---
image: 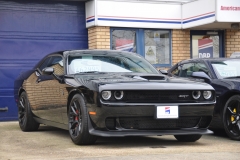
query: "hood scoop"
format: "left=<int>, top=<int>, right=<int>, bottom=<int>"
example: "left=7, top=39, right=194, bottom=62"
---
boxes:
left=132, top=75, right=166, bottom=81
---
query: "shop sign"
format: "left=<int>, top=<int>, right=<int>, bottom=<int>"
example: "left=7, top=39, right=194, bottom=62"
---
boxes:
left=216, top=0, right=240, bottom=22
left=198, top=39, right=213, bottom=58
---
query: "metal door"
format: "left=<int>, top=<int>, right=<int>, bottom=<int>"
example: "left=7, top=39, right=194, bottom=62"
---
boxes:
left=0, top=0, right=88, bottom=121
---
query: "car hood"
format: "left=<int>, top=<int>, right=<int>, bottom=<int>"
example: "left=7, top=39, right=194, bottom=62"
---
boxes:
left=67, top=72, right=214, bottom=91
left=214, top=78, right=240, bottom=90
left=221, top=78, right=240, bottom=83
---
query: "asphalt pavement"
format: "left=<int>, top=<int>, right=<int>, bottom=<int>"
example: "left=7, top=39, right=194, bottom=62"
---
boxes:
left=0, top=121, right=239, bottom=160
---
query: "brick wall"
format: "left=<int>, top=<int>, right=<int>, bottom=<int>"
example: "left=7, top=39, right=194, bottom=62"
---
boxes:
left=88, top=27, right=191, bottom=66
left=87, top=27, right=240, bottom=64
left=88, top=26, right=110, bottom=49
left=225, top=29, right=240, bottom=57
left=172, top=29, right=191, bottom=66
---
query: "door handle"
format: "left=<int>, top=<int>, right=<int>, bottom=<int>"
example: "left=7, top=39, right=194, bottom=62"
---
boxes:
left=0, top=107, right=8, bottom=112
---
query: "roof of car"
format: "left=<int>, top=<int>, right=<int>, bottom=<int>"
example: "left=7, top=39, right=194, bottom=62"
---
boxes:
left=180, top=57, right=240, bottom=63
left=45, top=49, right=138, bottom=57
left=62, top=49, right=139, bottom=57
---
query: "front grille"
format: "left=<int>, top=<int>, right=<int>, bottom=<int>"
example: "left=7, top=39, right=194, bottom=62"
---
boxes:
left=102, top=90, right=215, bottom=103
left=105, top=117, right=201, bottom=130
left=124, top=90, right=193, bottom=103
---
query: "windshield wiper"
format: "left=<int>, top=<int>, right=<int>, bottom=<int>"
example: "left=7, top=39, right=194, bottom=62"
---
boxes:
left=224, top=76, right=240, bottom=79
left=77, top=71, right=106, bottom=74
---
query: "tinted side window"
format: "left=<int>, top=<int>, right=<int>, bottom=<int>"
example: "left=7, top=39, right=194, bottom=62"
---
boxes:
left=47, top=56, right=64, bottom=76
left=179, top=63, right=194, bottom=77
left=194, top=63, right=211, bottom=78
left=178, top=62, right=211, bottom=78
left=171, top=65, right=180, bottom=76
left=38, top=56, right=64, bottom=76
left=39, top=57, right=52, bottom=71
left=48, top=57, right=62, bottom=67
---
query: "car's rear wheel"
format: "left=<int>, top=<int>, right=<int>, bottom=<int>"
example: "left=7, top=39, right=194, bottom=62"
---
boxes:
left=18, top=91, right=39, bottom=131
left=68, top=94, right=97, bottom=145
left=174, top=135, right=202, bottom=142
left=223, top=95, right=240, bottom=140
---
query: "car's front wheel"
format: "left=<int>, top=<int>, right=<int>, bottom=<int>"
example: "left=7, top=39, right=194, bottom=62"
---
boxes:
left=68, top=94, right=97, bottom=145
left=223, top=95, right=240, bottom=140
left=18, top=91, right=39, bottom=131
left=174, top=135, right=202, bottom=142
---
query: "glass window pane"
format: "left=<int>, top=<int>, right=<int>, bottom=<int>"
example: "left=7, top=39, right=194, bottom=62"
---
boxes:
left=179, top=63, right=194, bottom=77
left=192, top=35, right=219, bottom=58
left=144, top=30, right=170, bottom=64
left=48, top=56, right=64, bottom=75
left=39, top=57, right=52, bottom=71
left=67, top=52, right=159, bottom=74
left=111, top=30, right=136, bottom=53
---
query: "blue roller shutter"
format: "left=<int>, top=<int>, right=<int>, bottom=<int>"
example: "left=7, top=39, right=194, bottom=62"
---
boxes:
left=0, top=0, right=88, bottom=121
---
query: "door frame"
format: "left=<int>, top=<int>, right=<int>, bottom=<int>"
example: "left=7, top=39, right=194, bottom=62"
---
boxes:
left=190, top=30, right=225, bottom=58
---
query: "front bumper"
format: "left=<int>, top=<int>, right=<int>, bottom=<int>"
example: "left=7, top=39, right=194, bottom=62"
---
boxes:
left=87, top=102, right=215, bottom=136
left=89, top=125, right=213, bottom=137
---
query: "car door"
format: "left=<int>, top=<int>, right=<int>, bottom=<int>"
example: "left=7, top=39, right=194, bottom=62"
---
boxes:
left=35, top=55, right=66, bottom=123
left=169, top=62, right=195, bottom=78
left=169, top=61, right=211, bottom=82
left=22, top=57, right=52, bottom=118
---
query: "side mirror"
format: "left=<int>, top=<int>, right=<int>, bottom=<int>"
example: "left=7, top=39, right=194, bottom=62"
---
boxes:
left=191, top=71, right=211, bottom=83
left=42, top=67, right=54, bottom=75
left=159, top=70, right=168, bottom=75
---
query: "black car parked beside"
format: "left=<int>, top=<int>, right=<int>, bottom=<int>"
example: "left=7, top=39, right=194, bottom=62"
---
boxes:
left=168, top=58, right=240, bottom=140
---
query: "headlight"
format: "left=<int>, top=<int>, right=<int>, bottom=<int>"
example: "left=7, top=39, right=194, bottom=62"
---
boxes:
left=192, top=91, right=201, bottom=99
left=102, top=91, right=111, bottom=100
left=114, top=91, right=124, bottom=100
left=203, top=91, right=212, bottom=99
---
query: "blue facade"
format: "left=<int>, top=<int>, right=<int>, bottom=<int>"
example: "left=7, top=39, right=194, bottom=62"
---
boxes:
left=0, top=0, right=88, bottom=121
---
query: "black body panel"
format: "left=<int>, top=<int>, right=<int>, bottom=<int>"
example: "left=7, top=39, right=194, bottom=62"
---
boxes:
left=14, top=50, right=216, bottom=138
left=167, top=58, right=240, bottom=129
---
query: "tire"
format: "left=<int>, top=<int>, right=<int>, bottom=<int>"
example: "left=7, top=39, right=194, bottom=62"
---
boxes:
left=18, top=91, right=40, bottom=131
left=222, top=95, right=240, bottom=140
left=68, top=94, right=97, bottom=145
left=174, top=135, right=202, bottom=142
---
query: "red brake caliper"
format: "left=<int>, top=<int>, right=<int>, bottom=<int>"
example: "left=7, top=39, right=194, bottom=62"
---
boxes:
left=75, top=110, right=79, bottom=122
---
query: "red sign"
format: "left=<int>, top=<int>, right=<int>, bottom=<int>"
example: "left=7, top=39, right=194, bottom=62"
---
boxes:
left=115, top=39, right=134, bottom=52
left=198, top=39, right=213, bottom=58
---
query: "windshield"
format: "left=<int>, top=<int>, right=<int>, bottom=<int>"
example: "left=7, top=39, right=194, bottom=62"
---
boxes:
left=211, top=59, right=240, bottom=79
left=67, top=52, right=159, bottom=74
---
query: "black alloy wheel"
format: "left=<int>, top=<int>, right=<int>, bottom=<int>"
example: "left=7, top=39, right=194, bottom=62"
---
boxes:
left=223, top=95, right=240, bottom=140
left=19, top=94, right=27, bottom=126
left=69, top=99, right=82, bottom=138
left=18, top=92, right=39, bottom=131
left=68, top=94, right=97, bottom=145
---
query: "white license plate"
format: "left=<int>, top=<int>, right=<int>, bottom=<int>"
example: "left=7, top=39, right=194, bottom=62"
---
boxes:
left=156, top=106, right=179, bottom=119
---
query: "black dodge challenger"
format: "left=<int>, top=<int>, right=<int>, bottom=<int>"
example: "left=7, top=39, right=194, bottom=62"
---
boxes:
left=14, top=50, right=215, bottom=145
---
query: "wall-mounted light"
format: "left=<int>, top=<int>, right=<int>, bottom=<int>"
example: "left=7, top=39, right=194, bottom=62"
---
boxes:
left=231, top=23, right=239, bottom=29
left=206, top=31, right=218, bottom=35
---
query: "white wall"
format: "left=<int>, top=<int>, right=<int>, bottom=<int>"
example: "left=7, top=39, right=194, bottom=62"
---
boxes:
left=87, top=0, right=182, bottom=29
left=85, top=0, right=95, bottom=28
left=216, top=0, right=240, bottom=22
left=85, top=0, right=240, bottom=29
left=182, top=0, right=216, bottom=29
